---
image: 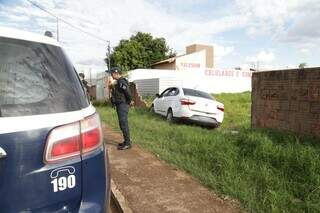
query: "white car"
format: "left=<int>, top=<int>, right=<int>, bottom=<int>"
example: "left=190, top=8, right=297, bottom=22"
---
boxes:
left=151, top=87, right=224, bottom=127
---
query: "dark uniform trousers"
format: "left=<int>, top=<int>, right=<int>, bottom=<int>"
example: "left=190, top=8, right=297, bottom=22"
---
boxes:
left=116, top=103, right=131, bottom=145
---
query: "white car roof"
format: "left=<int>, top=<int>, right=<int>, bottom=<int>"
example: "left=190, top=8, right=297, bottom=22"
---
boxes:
left=0, top=26, right=60, bottom=47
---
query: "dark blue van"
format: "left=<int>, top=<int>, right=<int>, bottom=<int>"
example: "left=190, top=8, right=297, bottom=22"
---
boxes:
left=0, top=27, right=110, bottom=212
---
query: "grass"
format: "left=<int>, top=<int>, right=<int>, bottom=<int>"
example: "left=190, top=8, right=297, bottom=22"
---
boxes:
left=214, top=92, right=252, bottom=130
left=97, top=92, right=320, bottom=213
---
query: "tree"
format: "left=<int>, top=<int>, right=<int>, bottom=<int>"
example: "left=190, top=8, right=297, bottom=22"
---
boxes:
left=106, top=32, right=175, bottom=72
left=298, top=63, right=307, bottom=69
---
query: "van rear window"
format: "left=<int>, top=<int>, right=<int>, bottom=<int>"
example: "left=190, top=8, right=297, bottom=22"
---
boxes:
left=0, top=37, right=89, bottom=117
left=182, top=88, right=214, bottom=100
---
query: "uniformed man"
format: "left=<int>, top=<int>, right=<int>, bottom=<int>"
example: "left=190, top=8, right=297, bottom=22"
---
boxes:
left=107, top=67, right=132, bottom=150
left=79, top=73, right=90, bottom=93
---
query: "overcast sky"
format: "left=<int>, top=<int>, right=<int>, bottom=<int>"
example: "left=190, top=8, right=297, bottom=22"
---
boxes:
left=0, top=0, right=319, bottom=70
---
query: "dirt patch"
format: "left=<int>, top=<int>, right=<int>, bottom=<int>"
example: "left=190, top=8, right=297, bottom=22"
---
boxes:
left=103, top=124, right=244, bottom=213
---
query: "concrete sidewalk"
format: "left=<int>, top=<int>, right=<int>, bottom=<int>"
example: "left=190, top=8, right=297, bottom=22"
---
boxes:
left=103, top=124, right=243, bottom=213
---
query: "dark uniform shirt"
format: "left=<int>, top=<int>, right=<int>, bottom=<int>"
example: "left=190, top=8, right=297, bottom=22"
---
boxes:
left=111, top=77, right=131, bottom=105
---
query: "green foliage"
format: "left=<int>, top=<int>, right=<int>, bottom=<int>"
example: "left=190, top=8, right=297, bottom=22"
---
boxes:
left=97, top=92, right=320, bottom=212
left=92, top=100, right=110, bottom=107
left=299, top=63, right=307, bottom=69
left=106, top=32, right=175, bottom=71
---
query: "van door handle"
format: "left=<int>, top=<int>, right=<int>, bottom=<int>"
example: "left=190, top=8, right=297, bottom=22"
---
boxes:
left=0, top=147, right=7, bottom=159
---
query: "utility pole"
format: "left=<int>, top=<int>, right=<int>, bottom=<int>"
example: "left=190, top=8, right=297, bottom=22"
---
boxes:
left=56, top=18, right=59, bottom=41
left=107, top=41, right=111, bottom=71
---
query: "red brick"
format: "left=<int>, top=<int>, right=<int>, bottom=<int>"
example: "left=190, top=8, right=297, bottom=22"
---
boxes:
left=277, top=120, right=290, bottom=131
left=290, top=101, right=299, bottom=111
left=252, top=68, right=320, bottom=138
left=289, top=88, right=299, bottom=100
left=280, top=101, right=290, bottom=111
left=271, top=101, right=281, bottom=110
left=298, top=87, right=309, bottom=101
left=311, top=119, right=320, bottom=131
left=288, top=115, right=299, bottom=131
left=310, top=102, right=320, bottom=114
left=277, top=112, right=289, bottom=122
left=306, top=71, right=320, bottom=80
left=299, top=101, right=310, bottom=113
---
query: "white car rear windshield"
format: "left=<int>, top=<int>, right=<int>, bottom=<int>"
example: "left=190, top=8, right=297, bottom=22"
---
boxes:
left=183, top=88, right=214, bottom=100
left=0, top=37, right=89, bottom=117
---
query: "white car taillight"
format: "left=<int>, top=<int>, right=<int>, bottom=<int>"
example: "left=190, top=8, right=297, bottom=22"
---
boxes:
left=180, top=98, right=196, bottom=105
left=217, top=106, right=224, bottom=112
left=44, top=113, right=103, bottom=164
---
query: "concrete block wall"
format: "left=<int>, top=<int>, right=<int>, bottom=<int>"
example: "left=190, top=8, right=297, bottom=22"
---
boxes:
left=252, top=67, right=320, bottom=137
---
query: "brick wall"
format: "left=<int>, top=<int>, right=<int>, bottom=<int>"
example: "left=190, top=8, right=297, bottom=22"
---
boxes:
left=252, top=67, right=320, bottom=137
left=129, top=82, right=147, bottom=108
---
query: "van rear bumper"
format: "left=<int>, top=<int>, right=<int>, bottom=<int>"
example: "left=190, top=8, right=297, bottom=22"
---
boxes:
left=78, top=145, right=110, bottom=212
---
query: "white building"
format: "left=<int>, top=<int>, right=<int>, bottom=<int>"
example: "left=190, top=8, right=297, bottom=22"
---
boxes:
left=151, top=44, right=214, bottom=70
left=131, top=44, right=252, bottom=95
left=129, top=68, right=252, bottom=95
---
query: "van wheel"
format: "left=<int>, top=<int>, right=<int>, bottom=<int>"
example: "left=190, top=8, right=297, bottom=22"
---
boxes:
left=166, top=109, right=174, bottom=123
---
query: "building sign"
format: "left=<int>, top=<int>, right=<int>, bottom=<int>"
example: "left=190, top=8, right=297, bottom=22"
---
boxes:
left=180, top=62, right=201, bottom=68
left=205, top=69, right=252, bottom=78
left=176, top=50, right=206, bottom=70
left=129, top=68, right=252, bottom=94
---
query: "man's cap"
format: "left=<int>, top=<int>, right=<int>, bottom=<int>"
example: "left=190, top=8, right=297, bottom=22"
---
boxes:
left=106, top=67, right=121, bottom=74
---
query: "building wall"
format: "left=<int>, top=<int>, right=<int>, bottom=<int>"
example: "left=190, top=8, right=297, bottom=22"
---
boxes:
left=129, top=83, right=147, bottom=108
left=252, top=68, right=320, bottom=137
left=134, top=77, right=183, bottom=96
left=151, top=62, right=176, bottom=70
left=186, top=44, right=214, bottom=68
left=129, top=68, right=252, bottom=94
left=134, top=78, right=160, bottom=96
left=88, top=85, right=96, bottom=100
left=159, top=77, right=183, bottom=94
left=176, top=50, right=206, bottom=70
left=95, top=72, right=109, bottom=101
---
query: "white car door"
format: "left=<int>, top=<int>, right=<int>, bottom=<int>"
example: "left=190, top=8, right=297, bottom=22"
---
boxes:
left=163, top=88, right=179, bottom=115
left=155, top=88, right=171, bottom=115
left=153, top=96, right=161, bottom=113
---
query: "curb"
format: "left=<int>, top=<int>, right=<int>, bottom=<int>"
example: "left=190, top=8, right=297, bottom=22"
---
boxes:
left=111, top=179, right=133, bottom=213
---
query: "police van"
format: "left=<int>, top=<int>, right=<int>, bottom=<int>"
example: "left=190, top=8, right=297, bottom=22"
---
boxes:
left=0, top=27, right=110, bottom=212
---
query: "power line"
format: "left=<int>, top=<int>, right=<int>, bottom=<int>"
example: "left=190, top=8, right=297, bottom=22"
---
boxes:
left=26, top=0, right=110, bottom=44
left=26, top=0, right=111, bottom=71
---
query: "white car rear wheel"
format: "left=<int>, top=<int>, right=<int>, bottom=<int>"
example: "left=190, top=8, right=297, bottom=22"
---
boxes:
left=166, top=109, right=174, bottom=123
left=150, top=105, right=155, bottom=113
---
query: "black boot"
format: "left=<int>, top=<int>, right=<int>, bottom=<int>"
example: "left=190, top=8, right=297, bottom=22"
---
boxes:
left=117, top=143, right=132, bottom=150
left=117, top=142, right=125, bottom=148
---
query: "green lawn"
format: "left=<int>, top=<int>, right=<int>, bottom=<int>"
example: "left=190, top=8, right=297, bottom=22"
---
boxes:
left=97, top=92, right=320, bottom=213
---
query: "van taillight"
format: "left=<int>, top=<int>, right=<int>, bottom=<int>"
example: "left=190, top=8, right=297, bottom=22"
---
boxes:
left=45, top=122, right=81, bottom=163
left=180, top=99, right=196, bottom=105
left=80, top=114, right=103, bottom=154
left=51, top=137, right=80, bottom=157
left=44, top=113, right=102, bottom=164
